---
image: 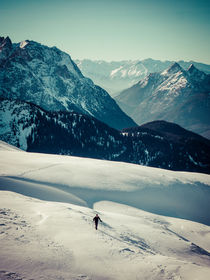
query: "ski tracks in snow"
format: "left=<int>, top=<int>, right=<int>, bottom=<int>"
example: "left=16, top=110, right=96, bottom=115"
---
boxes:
left=17, top=163, right=60, bottom=178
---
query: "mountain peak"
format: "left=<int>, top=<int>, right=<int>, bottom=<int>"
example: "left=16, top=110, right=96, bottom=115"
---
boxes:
left=187, top=63, right=196, bottom=71
left=187, top=63, right=202, bottom=74
left=187, top=63, right=206, bottom=80
left=19, top=40, right=29, bottom=49
left=165, top=62, right=183, bottom=74
left=0, top=37, right=136, bottom=130
left=0, top=36, right=12, bottom=50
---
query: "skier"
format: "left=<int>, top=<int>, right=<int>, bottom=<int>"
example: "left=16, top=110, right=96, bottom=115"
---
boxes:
left=93, top=214, right=102, bottom=230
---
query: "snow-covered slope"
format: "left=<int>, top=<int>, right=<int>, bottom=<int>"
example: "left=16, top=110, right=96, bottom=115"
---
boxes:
left=1, top=143, right=210, bottom=224
left=0, top=36, right=135, bottom=130
left=1, top=99, right=210, bottom=174
left=115, top=63, right=210, bottom=138
left=75, top=58, right=210, bottom=95
left=0, top=140, right=23, bottom=152
left=1, top=193, right=210, bottom=280
left=0, top=144, right=210, bottom=279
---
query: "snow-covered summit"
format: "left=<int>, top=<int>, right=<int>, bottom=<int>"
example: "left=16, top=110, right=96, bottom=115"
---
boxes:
left=0, top=36, right=13, bottom=64
left=0, top=36, right=12, bottom=49
left=187, top=63, right=207, bottom=82
left=161, top=62, right=185, bottom=76
left=19, top=40, right=29, bottom=49
left=0, top=36, right=135, bottom=130
left=115, top=62, right=210, bottom=138
left=75, top=58, right=210, bottom=95
left=188, top=63, right=197, bottom=73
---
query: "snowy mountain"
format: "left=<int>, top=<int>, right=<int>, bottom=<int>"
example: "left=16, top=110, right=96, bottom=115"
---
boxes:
left=0, top=98, right=128, bottom=159
left=1, top=99, right=210, bottom=174
left=0, top=143, right=210, bottom=279
left=122, top=120, right=210, bottom=174
left=115, top=63, right=210, bottom=138
left=75, top=58, right=210, bottom=95
left=0, top=36, right=135, bottom=130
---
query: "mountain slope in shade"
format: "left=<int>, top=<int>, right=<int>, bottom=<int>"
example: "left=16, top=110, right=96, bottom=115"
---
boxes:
left=115, top=63, right=210, bottom=138
left=0, top=36, right=135, bottom=130
left=75, top=58, right=210, bottom=95
left=1, top=99, right=210, bottom=174
left=122, top=120, right=210, bottom=174
left=0, top=98, right=127, bottom=160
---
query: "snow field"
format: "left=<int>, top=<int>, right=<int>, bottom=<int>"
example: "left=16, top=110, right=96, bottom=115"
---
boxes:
left=0, top=144, right=210, bottom=225
left=0, top=141, right=210, bottom=279
left=0, top=192, right=210, bottom=280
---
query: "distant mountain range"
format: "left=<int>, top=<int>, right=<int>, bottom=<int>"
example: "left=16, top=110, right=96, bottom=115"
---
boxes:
left=1, top=98, right=209, bottom=174
left=0, top=36, right=135, bottom=130
left=75, top=58, right=210, bottom=95
left=115, top=63, right=210, bottom=139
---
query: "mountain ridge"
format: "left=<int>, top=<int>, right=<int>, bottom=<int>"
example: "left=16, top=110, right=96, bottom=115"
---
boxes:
left=75, top=58, right=210, bottom=95
left=0, top=36, right=136, bottom=130
left=115, top=63, right=210, bottom=138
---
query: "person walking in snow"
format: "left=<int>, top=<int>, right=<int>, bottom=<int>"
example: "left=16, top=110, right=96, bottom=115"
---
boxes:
left=93, top=214, right=102, bottom=230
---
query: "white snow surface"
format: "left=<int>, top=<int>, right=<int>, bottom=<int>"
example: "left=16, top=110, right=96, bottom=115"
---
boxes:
left=19, top=40, right=29, bottom=49
left=0, top=141, right=24, bottom=152
left=0, top=141, right=210, bottom=280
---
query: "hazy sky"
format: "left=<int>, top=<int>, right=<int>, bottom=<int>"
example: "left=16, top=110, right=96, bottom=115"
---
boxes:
left=0, top=0, right=210, bottom=63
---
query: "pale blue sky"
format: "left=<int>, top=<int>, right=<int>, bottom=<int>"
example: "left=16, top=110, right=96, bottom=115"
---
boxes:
left=0, top=0, right=210, bottom=63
